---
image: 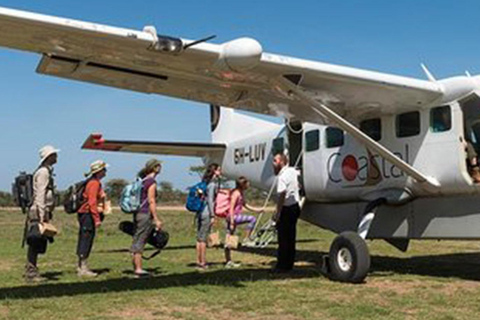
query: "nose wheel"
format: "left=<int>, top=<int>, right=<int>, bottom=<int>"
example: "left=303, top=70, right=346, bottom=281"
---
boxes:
left=328, top=231, right=370, bottom=283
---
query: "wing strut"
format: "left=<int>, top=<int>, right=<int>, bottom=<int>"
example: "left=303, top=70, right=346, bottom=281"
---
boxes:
left=276, top=77, right=441, bottom=189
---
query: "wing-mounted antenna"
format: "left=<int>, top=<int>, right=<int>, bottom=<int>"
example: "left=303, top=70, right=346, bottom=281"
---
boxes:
left=143, top=25, right=216, bottom=52
left=466, top=71, right=472, bottom=77
left=183, top=35, right=217, bottom=50
left=421, top=63, right=437, bottom=82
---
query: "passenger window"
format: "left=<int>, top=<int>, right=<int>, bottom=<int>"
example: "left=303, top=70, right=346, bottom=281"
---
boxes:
left=305, top=130, right=320, bottom=152
left=360, top=118, right=381, bottom=141
left=326, top=127, right=344, bottom=148
left=430, top=106, right=451, bottom=132
left=396, top=111, right=420, bottom=138
left=271, top=137, right=284, bottom=155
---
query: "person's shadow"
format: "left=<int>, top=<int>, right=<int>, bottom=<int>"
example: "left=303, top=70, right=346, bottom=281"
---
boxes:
left=1, top=266, right=322, bottom=301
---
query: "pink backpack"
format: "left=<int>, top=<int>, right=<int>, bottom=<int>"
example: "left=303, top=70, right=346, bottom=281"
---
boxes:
left=215, top=189, right=231, bottom=218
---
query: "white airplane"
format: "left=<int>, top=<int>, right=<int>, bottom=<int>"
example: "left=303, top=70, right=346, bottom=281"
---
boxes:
left=1, top=6, right=480, bottom=283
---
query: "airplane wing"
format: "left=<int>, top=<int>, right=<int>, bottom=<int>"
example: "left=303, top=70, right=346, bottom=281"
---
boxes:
left=0, top=6, right=445, bottom=124
left=82, top=134, right=226, bottom=158
left=0, top=7, right=449, bottom=187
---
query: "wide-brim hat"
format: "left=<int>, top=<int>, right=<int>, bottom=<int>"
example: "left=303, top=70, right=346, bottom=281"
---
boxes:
left=85, top=160, right=109, bottom=177
left=138, top=158, right=163, bottom=178
left=39, top=145, right=60, bottom=165
left=144, top=159, right=163, bottom=172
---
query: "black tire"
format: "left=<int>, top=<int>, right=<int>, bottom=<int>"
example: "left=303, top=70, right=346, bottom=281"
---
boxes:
left=328, top=231, right=370, bottom=283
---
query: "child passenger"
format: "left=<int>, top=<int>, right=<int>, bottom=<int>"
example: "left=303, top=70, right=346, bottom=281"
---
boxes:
left=224, top=176, right=264, bottom=268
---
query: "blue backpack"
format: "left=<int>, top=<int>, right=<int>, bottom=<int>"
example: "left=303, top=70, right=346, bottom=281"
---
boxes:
left=120, top=178, right=145, bottom=214
left=186, top=181, right=208, bottom=213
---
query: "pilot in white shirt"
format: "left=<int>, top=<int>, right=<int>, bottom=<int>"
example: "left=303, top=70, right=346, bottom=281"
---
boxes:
left=272, top=152, right=301, bottom=272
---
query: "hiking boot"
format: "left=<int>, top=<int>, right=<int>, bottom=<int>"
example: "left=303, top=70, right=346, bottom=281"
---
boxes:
left=24, top=264, right=46, bottom=283
left=25, top=274, right=47, bottom=283
left=77, top=259, right=98, bottom=277
left=225, top=261, right=241, bottom=269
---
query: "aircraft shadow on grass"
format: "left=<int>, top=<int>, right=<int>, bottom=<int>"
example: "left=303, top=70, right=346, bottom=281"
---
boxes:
left=2, top=242, right=480, bottom=300
left=238, top=245, right=480, bottom=281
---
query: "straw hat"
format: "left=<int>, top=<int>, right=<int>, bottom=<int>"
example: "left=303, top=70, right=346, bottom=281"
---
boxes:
left=39, top=145, right=60, bottom=165
left=85, top=160, right=109, bottom=177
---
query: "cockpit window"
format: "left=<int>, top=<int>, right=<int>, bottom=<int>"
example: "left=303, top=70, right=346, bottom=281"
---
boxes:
left=272, top=137, right=284, bottom=155
left=430, top=106, right=451, bottom=133
left=305, top=130, right=320, bottom=152
left=326, top=127, right=344, bottom=148
left=396, top=111, right=420, bottom=138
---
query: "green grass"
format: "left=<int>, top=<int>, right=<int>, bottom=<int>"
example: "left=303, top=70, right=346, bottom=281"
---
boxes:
left=1, top=209, right=480, bottom=319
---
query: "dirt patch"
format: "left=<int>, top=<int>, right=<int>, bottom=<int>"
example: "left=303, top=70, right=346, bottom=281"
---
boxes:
left=0, top=260, right=14, bottom=272
left=112, top=307, right=176, bottom=320
left=366, top=278, right=480, bottom=297
left=113, top=303, right=305, bottom=320
left=193, top=305, right=303, bottom=320
left=366, top=279, right=425, bottom=294
left=0, top=305, right=9, bottom=318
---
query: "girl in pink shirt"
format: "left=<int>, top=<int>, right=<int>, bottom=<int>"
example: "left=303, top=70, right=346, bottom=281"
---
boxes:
left=224, top=176, right=264, bottom=268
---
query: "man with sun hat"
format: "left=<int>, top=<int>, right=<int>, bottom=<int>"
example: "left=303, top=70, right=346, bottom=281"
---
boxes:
left=24, top=145, right=59, bottom=282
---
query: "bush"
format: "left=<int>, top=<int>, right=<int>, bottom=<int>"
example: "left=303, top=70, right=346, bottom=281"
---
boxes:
left=105, top=179, right=129, bottom=205
left=0, top=191, right=14, bottom=207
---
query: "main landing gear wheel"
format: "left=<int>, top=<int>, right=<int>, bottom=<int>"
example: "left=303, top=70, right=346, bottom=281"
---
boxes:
left=328, top=231, right=370, bottom=283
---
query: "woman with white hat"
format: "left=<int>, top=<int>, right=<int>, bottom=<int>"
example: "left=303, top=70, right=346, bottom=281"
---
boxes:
left=76, top=160, right=108, bottom=277
left=24, top=145, right=59, bottom=282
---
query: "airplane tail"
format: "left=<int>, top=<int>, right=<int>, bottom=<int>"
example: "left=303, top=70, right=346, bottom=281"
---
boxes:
left=210, top=105, right=280, bottom=144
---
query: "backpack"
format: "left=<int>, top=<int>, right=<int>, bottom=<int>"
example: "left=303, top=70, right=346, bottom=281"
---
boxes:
left=12, top=171, right=34, bottom=213
left=63, top=180, right=89, bottom=214
left=120, top=178, right=145, bottom=214
left=214, top=189, right=231, bottom=218
left=186, top=181, right=208, bottom=213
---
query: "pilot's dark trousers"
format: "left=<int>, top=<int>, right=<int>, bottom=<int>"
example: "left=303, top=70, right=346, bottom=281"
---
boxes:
left=276, top=203, right=300, bottom=271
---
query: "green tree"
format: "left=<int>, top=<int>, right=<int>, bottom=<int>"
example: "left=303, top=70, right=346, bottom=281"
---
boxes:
left=158, top=181, right=187, bottom=204
left=0, top=191, right=14, bottom=207
left=188, top=165, right=205, bottom=178
left=105, top=179, right=128, bottom=205
left=158, top=181, right=174, bottom=203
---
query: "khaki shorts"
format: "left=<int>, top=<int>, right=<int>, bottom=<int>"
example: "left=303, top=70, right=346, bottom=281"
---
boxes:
left=131, top=213, right=154, bottom=253
left=196, top=209, right=211, bottom=243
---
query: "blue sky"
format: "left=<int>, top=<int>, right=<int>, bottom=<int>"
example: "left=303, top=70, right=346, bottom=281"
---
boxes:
left=1, top=0, right=480, bottom=191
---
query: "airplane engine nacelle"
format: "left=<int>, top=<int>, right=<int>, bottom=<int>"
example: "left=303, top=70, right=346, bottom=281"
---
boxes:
left=218, top=37, right=262, bottom=72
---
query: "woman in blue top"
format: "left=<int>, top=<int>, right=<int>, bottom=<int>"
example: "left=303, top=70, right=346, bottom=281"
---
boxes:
left=131, top=159, right=163, bottom=277
left=196, top=163, right=221, bottom=270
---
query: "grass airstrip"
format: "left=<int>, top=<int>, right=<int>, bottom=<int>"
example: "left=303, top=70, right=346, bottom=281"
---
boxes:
left=1, top=209, right=480, bottom=319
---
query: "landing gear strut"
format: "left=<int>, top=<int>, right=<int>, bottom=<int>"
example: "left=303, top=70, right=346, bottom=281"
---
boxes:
left=328, top=231, right=370, bottom=283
